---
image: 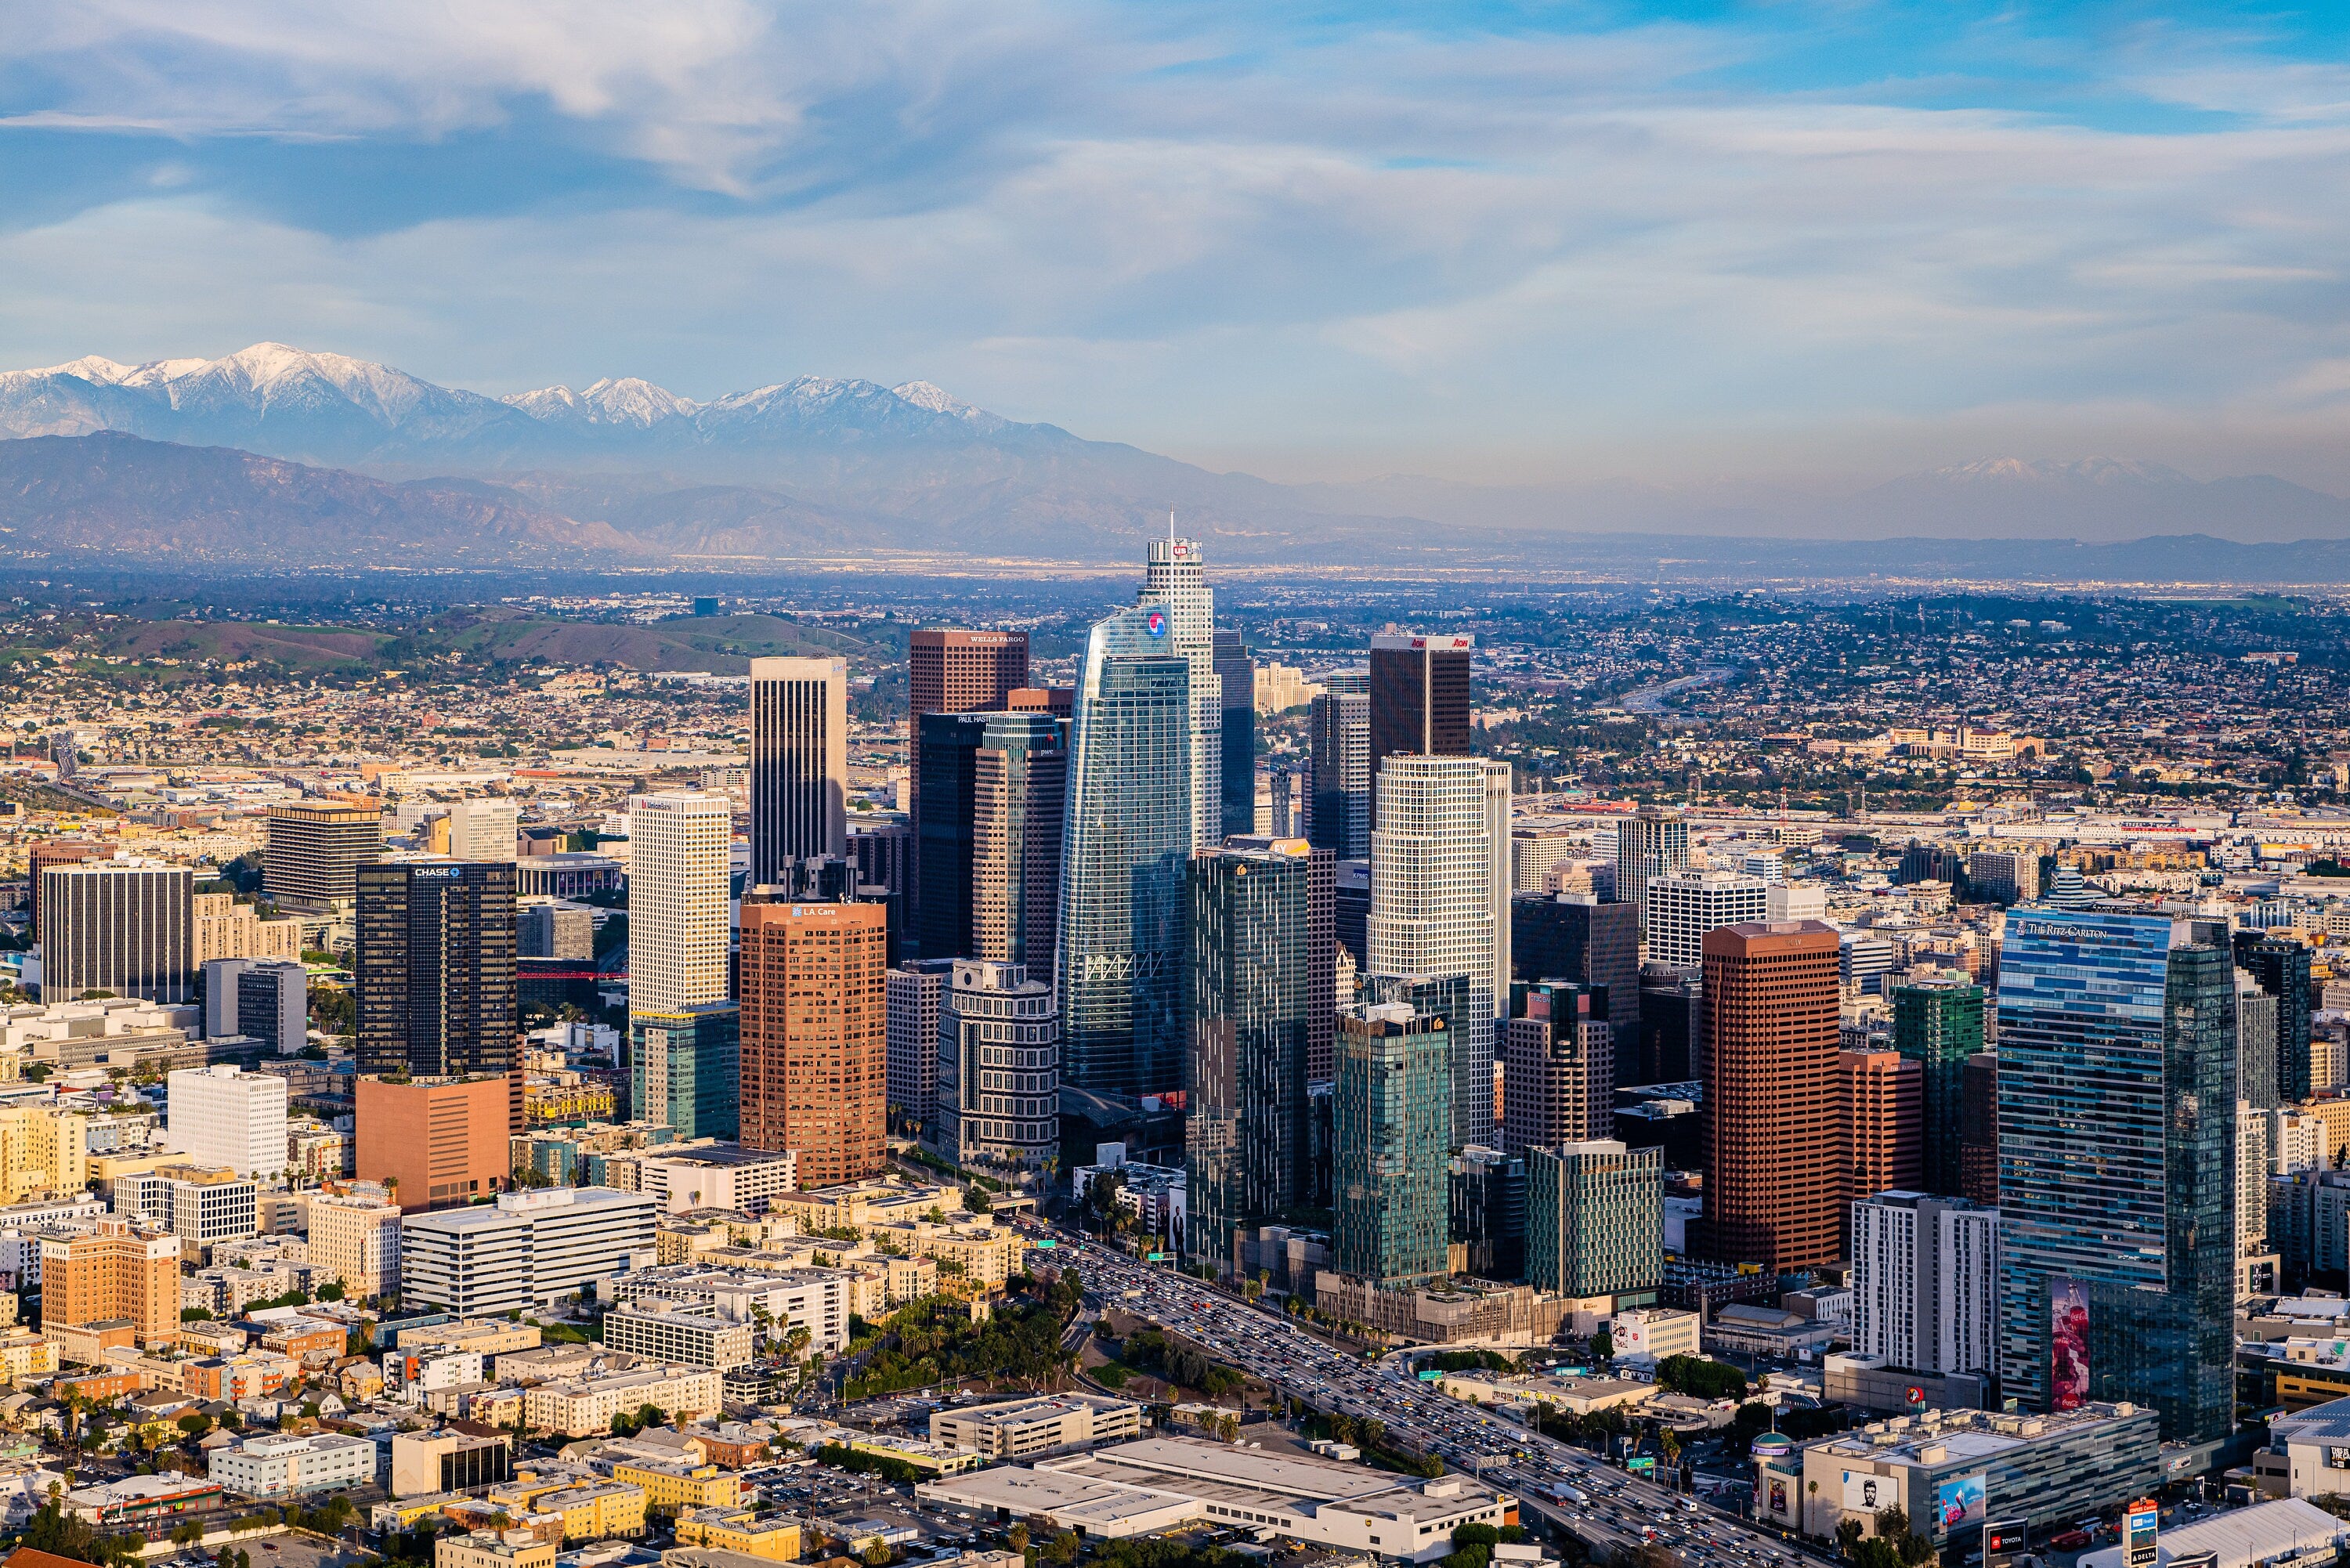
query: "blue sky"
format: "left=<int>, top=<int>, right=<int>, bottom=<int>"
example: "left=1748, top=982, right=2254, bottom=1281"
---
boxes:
left=5, top=1, right=2349, bottom=488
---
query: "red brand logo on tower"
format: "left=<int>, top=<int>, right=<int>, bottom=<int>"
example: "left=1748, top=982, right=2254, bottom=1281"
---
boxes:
left=1146, top=609, right=1169, bottom=638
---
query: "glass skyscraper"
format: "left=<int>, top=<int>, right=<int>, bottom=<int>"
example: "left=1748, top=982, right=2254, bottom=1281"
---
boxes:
left=1184, top=839, right=1332, bottom=1274
left=1893, top=974, right=1986, bottom=1197
left=1213, top=629, right=1256, bottom=840
left=1525, top=1140, right=1662, bottom=1299
left=1996, top=908, right=2235, bottom=1444
left=1057, top=603, right=1193, bottom=1100
left=1333, top=1002, right=1453, bottom=1286
left=1368, top=754, right=1507, bottom=1147
left=1141, top=536, right=1220, bottom=851
left=2235, top=931, right=2312, bottom=1104
left=629, top=1002, right=740, bottom=1140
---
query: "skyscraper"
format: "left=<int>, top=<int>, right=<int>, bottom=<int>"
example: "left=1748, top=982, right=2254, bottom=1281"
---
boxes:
left=1501, top=980, right=1614, bottom=1153
left=1214, top=629, right=1256, bottom=841
left=1838, top=1048, right=1923, bottom=1249
left=1997, top=909, right=2235, bottom=1443
left=1139, top=536, right=1220, bottom=851
left=1892, top=974, right=1986, bottom=1196
left=887, top=959, right=956, bottom=1140
left=971, top=711, right=1065, bottom=973
left=445, top=799, right=520, bottom=862
left=1510, top=893, right=1642, bottom=1082
left=1450, top=1146, right=1525, bottom=1280
left=1333, top=1003, right=1452, bottom=1287
left=40, top=858, right=194, bottom=1004
left=628, top=793, right=732, bottom=1014
left=2238, top=971, right=2281, bottom=1111
left=1369, top=755, right=1502, bottom=1147
left=1525, top=1140, right=1662, bottom=1300
left=26, top=839, right=99, bottom=939
left=1366, top=633, right=1472, bottom=832
left=1615, top=804, right=1689, bottom=934
left=935, top=959, right=1059, bottom=1187
left=263, top=803, right=382, bottom=913
left=1185, top=838, right=1332, bottom=1274
left=1849, top=1191, right=1998, bottom=1379
left=1699, top=920, right=1842, bottom=1272
left=1643, top=869, right=1768, bottom=975
left=908, top=629, right=1028, bottom=822
left=914, top=710, right=992, bottom=962
left=738, top=895, right=887, bottom=1186
left=630, top=1003, right=739, bottom=1140
left=2236, top=931, right=2312, bottom=1104
left=1959, top=1051, right=2000, bottom=1205
left=1307, top=672, right=1370, bottom=860
left=355, top=862, right=519, bottom=1080
left=749, top=656, right=848, bottom=883
left=1058, top=604, right=1193, bottom=1100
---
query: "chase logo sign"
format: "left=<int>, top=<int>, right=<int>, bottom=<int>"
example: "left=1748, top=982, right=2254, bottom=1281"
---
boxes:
left=410, top=865, right=462, bottom=880
left=1146, top=609, right=1169, bottom=638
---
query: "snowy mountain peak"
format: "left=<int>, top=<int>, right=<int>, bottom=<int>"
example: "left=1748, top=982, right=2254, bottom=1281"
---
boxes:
left=891, top=380, right=971, bottom=417
left=27, top=356, right=139, bottom=385
left=1929, top=456, right=2195, bottom=487
left=505, top=377, right=702, bottom=427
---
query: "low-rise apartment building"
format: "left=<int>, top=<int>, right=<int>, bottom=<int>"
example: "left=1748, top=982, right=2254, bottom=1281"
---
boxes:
left=931, top=1394, right=1144, bottom=1458
left=208, top=1432, right=377, bottom=1498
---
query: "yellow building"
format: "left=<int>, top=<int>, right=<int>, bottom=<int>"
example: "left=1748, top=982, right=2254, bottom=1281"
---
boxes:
left=436, top=1532, right=557, bottom=1568
left=524, top=1079, right=615, bottom=1125
left=532, top=1483, right=646, bottom=1542
left=902, top=1225, right=1025, bottom=1287
left=675, top=1507, right=803, bottom=1562
left=0, top=1105, right=89, bottom=1205
left=193, top=892, right=302, bottom=963
left=610, top=1458, right=739, bottom=1517
left=0, top=1327, right=58, bottom=1382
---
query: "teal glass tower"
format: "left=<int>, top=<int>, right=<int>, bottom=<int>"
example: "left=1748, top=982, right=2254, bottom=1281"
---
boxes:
left=1893, top=974, right=1986, bottom=1197
left=1996, top=908, right=2235, bottom=1444
left=1333, top=1003, right=1453, bottom=1286
left=1058, top=604, right=1193, bottom=1100
left=1525, top=1140, right=1662, bottom=1300
left=628, top=1001, right=740, bottom=1141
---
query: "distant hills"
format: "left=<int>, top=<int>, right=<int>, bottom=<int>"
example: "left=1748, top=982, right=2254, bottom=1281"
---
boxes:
left=2, top=342, right=2347, bottom=570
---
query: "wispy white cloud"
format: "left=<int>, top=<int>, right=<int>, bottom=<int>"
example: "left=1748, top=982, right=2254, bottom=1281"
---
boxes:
left=5, top=2, right=2350, bottom=485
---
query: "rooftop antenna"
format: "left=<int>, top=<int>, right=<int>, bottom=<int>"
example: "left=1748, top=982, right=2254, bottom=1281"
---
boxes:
left=1170, top=510, right=1177, bottom=543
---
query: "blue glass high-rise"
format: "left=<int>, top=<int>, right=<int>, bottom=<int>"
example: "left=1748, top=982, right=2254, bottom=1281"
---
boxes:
left=1995, top=908, right=2235, bottom=1445
left=1057, top=604, right=1193, bottom=1100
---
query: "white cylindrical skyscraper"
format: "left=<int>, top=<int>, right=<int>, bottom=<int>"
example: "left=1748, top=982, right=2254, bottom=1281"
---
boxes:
left=627, top=792, right=733, bottom=1014
left=1368, top=754, right=1499, bottom=1147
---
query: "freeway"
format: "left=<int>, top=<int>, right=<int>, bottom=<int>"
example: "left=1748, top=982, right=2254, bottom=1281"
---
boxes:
left=1045, top=1235, right=1820, bottom=1568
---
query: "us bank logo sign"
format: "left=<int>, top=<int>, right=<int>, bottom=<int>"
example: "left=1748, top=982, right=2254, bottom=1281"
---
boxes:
left=1146, top=609, right=1169, bottom=638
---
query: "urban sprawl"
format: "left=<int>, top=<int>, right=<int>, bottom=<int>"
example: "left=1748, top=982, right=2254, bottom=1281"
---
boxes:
left=0, top=553, right=2345, bottom=1568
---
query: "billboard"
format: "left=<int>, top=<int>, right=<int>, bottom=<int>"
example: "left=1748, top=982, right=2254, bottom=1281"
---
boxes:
left=1767, top=1479, right=1788, bottom=1518
left=2050, top=1276, right=2091, bottom=1412
left=1934, top=1475, right=1987, bottom=1534
left=1983, top=1519, right=2029, bottom=1568
left=2124, top=1498, right=2159, bottom=1568
left=1842, top=1472, right=1895, bottom=1514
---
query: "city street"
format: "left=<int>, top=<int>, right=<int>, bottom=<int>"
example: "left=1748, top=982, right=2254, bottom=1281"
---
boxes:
left=1043, top=1235, right=1827, bottom=1568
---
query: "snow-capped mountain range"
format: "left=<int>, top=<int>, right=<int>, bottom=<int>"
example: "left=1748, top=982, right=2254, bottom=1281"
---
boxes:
left=0, top=342, right=1021, bottom=459
left=1, top=342, right=2346, bottom=562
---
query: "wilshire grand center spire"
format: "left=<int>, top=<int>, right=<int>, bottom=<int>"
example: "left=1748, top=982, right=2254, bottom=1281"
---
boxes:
left=1058, top=537, right=1217, bottom=1100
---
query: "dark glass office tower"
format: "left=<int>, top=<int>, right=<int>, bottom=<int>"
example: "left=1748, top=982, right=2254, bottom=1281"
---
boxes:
left=1450, top=1146, right=1526, bottom=1281
left=1058, top=606, right=1192, bottom=1100
left=1959, top=1050, right=2000, bottom=1205
left=749, top=656, right=848, bottom=883
left=914, top=710, right=992, bottom=963
left=1214, top=629, right=1256, bottom=840
left=1998, top=909, right=2236, bottom=1444
left=1512, top=893, right=1642, bottom=1081
left=1307, top=672, right=1370, bottom=860
left=1184, top=839, right=1333, bottom=1276
left=1892, top=974, right=1987, bottom=1196
left=2235, top=931, right=2312, bottom=1104
left=972, top=712, right=1066, bottom=974
left=1366, top=633, right=1472, bottom=831
left=356, top=862, right=518, bottom=1078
